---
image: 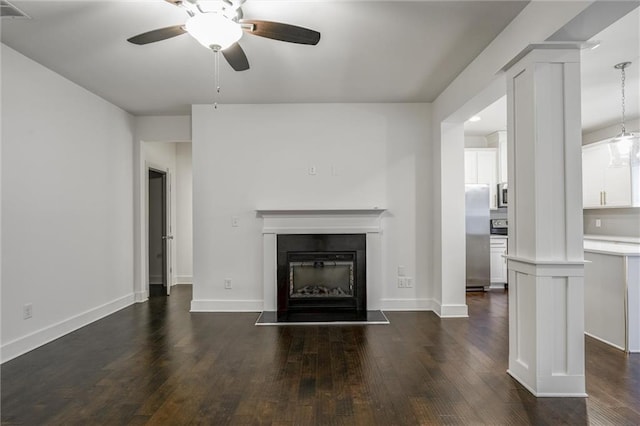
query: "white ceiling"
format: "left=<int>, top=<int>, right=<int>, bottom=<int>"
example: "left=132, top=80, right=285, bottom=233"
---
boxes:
left=1, top=0, right=529, bottom=116
left=465, top=7, right=640, bottom=137
left=2, top=1, right=638, bottom=131
left=463, top=96, right=506, bottom=137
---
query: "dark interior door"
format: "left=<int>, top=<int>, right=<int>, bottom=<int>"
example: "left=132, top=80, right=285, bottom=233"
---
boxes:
left=148, top=169, right=167, bottom=297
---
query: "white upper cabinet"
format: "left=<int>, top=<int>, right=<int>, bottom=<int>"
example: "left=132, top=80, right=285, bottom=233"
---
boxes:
left=487, top=131, right=508, bottom=183
left=582, top=141, right=638, bottom=209
left=464, top=151, right=478, bottom=184
left=465, top=148, right=498, bottom=209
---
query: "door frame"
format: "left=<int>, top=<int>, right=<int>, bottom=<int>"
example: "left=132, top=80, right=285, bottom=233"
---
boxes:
left=146, top=162, right=173, bottom=296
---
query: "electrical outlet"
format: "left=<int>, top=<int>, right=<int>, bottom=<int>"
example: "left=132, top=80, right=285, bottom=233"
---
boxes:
left=231, top=216, right=240, bottom=227
left=308, top=165, right=317, bottom=176
left=23, top=303, right=33, bottom=319
left=595, top=219, right=601, bottom=228
left=224, top=279, right=232, bottom=289
left=397, top=277, right=413, bottom=288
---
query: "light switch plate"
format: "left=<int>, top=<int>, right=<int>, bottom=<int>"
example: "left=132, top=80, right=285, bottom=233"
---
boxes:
left=397, top=266, right=406, bottom=277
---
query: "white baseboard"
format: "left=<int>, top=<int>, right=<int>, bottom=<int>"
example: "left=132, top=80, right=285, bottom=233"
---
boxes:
left=507, top=369, right=588, bottom=397
left=432, top=300, right=469, bottom=318
left=175, top=275, right=193, bottom=285
left=380, top=298, right=435, bottom=311
left=584, top=331, right=625, bottom=352
left=134, top=290, right=148, bottom=303
left=1, top=293, right=135, bottom=364
left=190, top=299, right=263, bottom=312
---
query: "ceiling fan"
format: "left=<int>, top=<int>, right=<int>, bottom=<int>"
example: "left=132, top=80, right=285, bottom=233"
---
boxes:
left=127, top=0, right=321, bottom=72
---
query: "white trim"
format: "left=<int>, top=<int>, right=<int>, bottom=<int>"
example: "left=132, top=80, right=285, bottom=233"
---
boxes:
left=256, top=208, right=386, bottom=216
left=584, top=331, right=626, bottom=352
left=507, top=369, right=588, bottom=398
left=380, top=298, right=435, bottom=311
left=175, top=275, right=193, bottom=284
left=432, top=300, right=469, bottom=318
left=506, top=256, right=586, bottom=277
left=505, top=255, right=587, bottom=266
left=1, top=294, right=135, bottom=363
left=489, top=283, right=507, bottom=290
left=190, top=299, right=263, bottom=312
left=134, top=291, right=148, bottom=303
left=500, top=41, right=598, bottom=72
left=263, top=226, right=381, bottom=234
left=141, top=153, right=177, bottom=299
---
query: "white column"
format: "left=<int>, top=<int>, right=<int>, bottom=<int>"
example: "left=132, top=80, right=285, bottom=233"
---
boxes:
left=437, top=122, right=469, bottom=317
left=505, top=46, right=586, bottom=397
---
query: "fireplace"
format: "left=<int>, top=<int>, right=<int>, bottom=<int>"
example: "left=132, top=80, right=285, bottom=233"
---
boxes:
left=277, top=234, right=366, bottom=321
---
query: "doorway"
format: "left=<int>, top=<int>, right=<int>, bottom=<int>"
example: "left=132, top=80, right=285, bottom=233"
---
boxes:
left=148, top=168, right=172, bottom=297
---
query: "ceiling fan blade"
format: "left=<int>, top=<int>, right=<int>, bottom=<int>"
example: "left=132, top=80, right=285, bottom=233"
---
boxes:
left=240, top=19, right=320, bottom=45
left=127, top=25, right=186, bottom=45
left=222, top=42, right=250, bottom=71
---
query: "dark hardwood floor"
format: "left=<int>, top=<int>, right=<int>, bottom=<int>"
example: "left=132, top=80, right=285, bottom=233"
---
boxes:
left=2, top=286, right=639, bottom=425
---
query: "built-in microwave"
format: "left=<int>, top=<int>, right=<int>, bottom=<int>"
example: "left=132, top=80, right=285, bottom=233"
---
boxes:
left=497, top=183, right=508, bottom=207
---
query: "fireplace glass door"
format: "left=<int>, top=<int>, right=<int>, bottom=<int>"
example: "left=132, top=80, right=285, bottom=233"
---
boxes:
left=289, top=261, right=354, bottom=298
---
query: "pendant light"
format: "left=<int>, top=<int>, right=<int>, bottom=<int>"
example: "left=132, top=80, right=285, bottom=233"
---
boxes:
left=609, top=61, right=640, bottom=167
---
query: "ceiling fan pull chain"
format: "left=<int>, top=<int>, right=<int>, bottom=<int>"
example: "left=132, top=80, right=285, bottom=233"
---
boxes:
left=216, top=49, right=221, bottom=95
left=620, top=64, right=626, bottom=133
left=213, top=48, right=221, bottom=109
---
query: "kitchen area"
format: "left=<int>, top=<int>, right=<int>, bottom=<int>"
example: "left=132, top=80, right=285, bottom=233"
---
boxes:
left=581, top=138, right=640, bottom=352
left=464, top=75, right=640, bottom=353
left=463, top=121, right=510, bottom=293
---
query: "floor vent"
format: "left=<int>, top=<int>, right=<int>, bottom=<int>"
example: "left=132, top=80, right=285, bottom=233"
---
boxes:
left=1, top=0, right=30, bottom=18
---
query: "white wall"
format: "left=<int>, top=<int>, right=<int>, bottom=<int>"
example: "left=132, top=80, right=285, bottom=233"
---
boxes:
left=191, top=103, right=432, bottom=311
left=176, top=143, right=193, bottom=283
left=1, top=44, right=135, bottom=362
left=136, top=116, right=191, bottom=143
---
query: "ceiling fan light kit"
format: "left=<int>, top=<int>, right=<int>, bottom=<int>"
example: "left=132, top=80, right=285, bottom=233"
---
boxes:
left=185, top=13, right=242, bottom=51
left=609, top=61, right=640, bottom=167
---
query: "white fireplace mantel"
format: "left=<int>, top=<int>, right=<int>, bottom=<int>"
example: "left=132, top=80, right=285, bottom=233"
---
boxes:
left=256, top=208, right=386, bottom=235
left=257, top=208, right=386, bottom=311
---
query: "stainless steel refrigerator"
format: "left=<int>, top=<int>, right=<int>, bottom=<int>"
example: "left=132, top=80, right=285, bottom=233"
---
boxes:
left=465, top=184, right=490, bottom=291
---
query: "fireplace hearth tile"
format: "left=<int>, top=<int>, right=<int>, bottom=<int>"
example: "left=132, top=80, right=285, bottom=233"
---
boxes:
left=255, top=310, right=389, bottom=325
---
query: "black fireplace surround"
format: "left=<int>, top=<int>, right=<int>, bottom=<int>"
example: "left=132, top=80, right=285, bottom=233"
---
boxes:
left=277, top=234, right=366, bottom=321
